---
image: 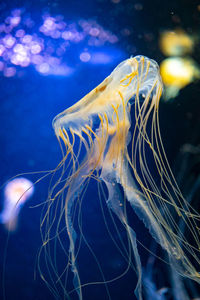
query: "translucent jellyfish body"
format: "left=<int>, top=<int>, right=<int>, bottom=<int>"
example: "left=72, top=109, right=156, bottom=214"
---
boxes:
left=42, top=56, right=200, bottom=300
left=0, top=177, right=34, bottom=231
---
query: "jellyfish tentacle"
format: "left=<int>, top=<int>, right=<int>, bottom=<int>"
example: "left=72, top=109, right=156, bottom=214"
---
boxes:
left=64, top=163, right=91, bottom=300
left=101, top=175, right=143, bottom=300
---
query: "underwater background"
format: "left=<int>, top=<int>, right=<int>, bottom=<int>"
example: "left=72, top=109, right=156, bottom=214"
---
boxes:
left=0, top=0, right=200, bottom=299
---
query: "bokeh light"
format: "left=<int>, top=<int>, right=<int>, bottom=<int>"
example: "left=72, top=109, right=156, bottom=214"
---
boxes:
left=0, top=8, right=121, bottom=77
left=159, top=29, right=194, bottom=56
left=160, top=57, right=199, bottom=89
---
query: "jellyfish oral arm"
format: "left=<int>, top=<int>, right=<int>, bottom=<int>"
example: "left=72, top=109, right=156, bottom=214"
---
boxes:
left=101, top=173, right=143, bottom=300
left=64, top=163, right=93, bottom=300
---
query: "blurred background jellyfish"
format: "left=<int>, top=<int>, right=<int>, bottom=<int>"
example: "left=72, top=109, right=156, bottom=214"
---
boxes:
left=39, top=55, right=200, bottom=300
left=159, top=29, right=200, bottom=100
left=0, top=177, right=34, bottom=232
left=159, top=29, right=194, bottom=57
left=160, top=57, right=200, bottom=99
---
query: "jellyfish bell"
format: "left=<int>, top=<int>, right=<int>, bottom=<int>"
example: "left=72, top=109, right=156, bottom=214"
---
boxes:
left=0, top=177, right=34, bottom=232
left=43, top=55, right=200, bottom=299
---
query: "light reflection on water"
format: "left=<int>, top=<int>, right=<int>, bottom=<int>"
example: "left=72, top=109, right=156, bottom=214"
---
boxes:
left=0, top=8, right=122, bottom=77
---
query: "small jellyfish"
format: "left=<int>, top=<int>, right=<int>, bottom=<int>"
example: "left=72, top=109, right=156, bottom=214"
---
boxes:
left=160, top=57, right=200, bottom=99
left=0, top=177, right=34, bottom=231
left=40, top=55, right=200, bottom=300
left=159, top=29, right=194, bottom=56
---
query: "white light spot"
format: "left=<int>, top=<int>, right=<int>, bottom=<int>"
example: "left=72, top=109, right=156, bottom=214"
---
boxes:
left=37, top=62, right=50, bottom=74
left=30, top=43, right=42, bottom=54
left=3, top=35, right=16, bottom=48
left=80, top=52, right=91, bottom=62
left=10, top=16, right=21, bottom=26
left=0, top=44, right=5, bottom=56
left=89, top=27, right=100, bottom=37
left=22, top=34, right=32, bottom=44
left=4, top=67, right=16, bottom=77
left=15, top=29, right=25, bottom=38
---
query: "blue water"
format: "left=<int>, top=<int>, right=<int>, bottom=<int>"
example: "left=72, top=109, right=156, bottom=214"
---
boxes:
left=0, top=1, right=200, bottom=300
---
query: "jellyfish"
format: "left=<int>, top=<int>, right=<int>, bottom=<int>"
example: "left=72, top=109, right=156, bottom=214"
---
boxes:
left=0, top=177, right=34, bottom=231
left=159, top=29, right=194, bottom=57
left=160, top=57, right=200, bottom=100
left=41, top=55, right=200, bottom=300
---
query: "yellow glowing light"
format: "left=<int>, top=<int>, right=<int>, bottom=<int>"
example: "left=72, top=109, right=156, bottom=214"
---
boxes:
left=160, top=57, right=199, bottom=89
left=160, top=29, right=194, bottom=56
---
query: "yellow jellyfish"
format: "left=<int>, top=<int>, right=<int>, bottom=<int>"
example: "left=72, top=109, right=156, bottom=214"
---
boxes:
left=160, top=57, right=200, bottom=99
left=159, top=29, right=194, bottom=56
left=41, top=56, right=200, bottom=300
left=0, top=177, right=34, bottom=231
